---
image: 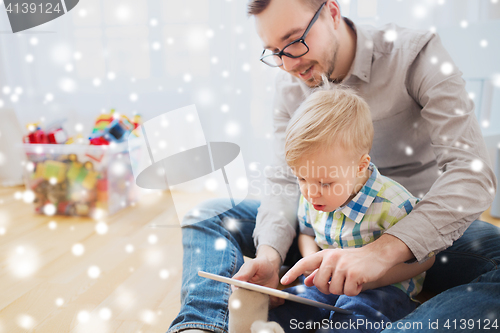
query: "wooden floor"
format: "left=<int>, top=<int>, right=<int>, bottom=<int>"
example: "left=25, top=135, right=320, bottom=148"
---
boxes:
left=0, top=186, right=215, bottom=333
left=0, top=185, right=499, bottom=333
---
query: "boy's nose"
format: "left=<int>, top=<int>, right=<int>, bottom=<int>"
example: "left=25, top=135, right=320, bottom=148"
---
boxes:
left=307, top=184, right=321, bottom=198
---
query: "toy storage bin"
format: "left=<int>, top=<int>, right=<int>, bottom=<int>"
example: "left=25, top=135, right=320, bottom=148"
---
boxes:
left=22, top=141, right=141, bottom=218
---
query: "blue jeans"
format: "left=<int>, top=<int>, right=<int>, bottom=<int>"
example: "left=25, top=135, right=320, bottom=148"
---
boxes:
left=268, top=278, right=417, bottom=332
left=167, top=199, right=500, bottom=333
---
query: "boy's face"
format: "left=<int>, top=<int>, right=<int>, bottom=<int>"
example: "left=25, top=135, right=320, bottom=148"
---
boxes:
left=291, top=145, right=365, bottom=212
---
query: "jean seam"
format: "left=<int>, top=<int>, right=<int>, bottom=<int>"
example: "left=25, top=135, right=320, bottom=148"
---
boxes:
left=442, top=249, right=498, bottom=270
left=167, top=322, right=227, bottom=333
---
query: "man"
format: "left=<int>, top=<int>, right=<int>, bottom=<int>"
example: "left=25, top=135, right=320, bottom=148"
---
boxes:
left=168, top=0, right=500, bottom=332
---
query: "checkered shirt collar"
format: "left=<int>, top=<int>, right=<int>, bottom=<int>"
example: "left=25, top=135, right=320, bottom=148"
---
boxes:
left=337, top=162, right=383, bottom=224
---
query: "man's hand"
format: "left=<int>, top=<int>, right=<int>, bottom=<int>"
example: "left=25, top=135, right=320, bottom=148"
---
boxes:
left=280, top=234, right=413, bottom=296
left=232, top=245, right=285, bottom=307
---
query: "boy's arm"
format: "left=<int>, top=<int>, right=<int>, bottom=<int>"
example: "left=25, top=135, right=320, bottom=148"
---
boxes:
left=361, top=256, right=435, bottom=292
left=298, top=233, right=320, bottom=258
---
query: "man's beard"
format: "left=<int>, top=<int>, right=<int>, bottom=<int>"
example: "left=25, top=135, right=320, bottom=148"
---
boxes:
left=307, top=38, right=339, bottom=88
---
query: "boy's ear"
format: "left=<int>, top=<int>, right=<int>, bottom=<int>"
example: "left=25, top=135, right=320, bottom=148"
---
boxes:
left=357, top=154, right=371, bottom=175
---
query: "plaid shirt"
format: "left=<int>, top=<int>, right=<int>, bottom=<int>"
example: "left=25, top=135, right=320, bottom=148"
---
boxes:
left=298, top=162, right=424, bottom=299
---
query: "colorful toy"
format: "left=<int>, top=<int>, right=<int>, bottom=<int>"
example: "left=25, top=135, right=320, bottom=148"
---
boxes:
left=89, top=109, right=137, bottom=145
left=23, top=120, right=68, bottom=144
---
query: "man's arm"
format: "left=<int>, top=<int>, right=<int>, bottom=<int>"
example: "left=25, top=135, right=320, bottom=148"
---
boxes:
left=252, top=72, right=305, bottom=264
left=384, top=32, right=497, bottom=263
left=361, top=256, right=435, bottom=292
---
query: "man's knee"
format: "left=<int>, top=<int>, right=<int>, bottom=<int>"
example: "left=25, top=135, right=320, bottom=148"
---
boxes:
left=181, top=198, right=235, bottom=227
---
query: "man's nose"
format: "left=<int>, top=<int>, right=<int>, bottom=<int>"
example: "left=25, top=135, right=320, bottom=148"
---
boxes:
left=281, top=56, right=301, bottom=72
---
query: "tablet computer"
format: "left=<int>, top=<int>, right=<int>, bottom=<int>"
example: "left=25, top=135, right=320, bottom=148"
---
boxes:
left=198, top=271, right=353, bottom=314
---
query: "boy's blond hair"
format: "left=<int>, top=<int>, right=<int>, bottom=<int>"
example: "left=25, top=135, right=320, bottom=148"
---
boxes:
left=285, top=83, right=374, bottom=167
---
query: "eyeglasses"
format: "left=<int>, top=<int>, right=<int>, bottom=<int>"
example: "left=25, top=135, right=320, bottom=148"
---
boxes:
left=260, top=2, right=327, bottom=68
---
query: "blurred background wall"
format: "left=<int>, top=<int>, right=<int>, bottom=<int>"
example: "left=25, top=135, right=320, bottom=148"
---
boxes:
left=0, top=0, right=499, bottom=192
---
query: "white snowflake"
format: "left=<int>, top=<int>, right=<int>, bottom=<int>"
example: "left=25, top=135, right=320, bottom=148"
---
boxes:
left=215, top=238, right=227, bottom=250
left=55, top=298, right=64, bottom=307
left=140, top=309, right=156, bottom=324
left=16, top=314, right=35, bottom=329
left=148, top=234, right=158, bottom=244
left=440, top=62, right=453, bottom=75
left=460, top=20, right=468, bottom=28
left=230, top=298, right=241, bottom=309
left=470, top=159, right=484, bottom=172
left=492, top=73, right=500, bottom=88
left=384, top=30, right=397, bottom=42
left=221, top=104, right=229, bottom=113
left=125, top=244, right=134, bottom=253
left=440, top=256, right=448, bottom=263
left=152, top=42, right=161, bottom=50
left=225, top=121, right=240, bottom=136
left=87, top=265, right=101, bottom=279
left=95, top=222, right=108, bottom=235
left=413, top=5, right=426, bottom=19
left=72, top=243, right=85, bottom=256
left=48, top=221, right=57, bottom=230
left=480, top=39, right=488, bottom=48
left=43, top=203, right=56, bottom=215
left=129, top=93, right=138, bottom=102
left=405, top=146, right=413, bottom=156
left=99, top=308, right=112, bottom=321
left=159, top=269, right=170, bottom=279
left=25, top=54, right=34, bottom=63
left=77, top=310, right=90, bottom=323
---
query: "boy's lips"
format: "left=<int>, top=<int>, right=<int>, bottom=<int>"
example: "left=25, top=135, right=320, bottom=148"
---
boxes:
left=313, top=204, right=326, bottom=210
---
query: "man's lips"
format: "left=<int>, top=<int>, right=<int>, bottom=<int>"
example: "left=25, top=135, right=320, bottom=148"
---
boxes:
left=298, top=65, right=313, bottom=79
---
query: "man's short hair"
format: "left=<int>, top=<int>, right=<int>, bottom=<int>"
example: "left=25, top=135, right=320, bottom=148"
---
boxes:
left=285, top=82, right=374, bottom=167
left=247, top=0, right=333, bottom=16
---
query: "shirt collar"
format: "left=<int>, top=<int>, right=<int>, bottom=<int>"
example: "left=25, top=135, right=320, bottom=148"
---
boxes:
left=338, top=162, right=383, bottom=223
left=343, top=17, right=373, bottom=84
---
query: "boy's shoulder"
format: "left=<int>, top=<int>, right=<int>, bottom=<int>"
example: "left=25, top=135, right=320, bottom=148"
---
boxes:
left=372, top=166, right=420, bottom=210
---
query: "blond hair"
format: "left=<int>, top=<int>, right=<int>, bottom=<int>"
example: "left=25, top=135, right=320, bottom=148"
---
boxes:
left=285, top=81, right=374, bottom=167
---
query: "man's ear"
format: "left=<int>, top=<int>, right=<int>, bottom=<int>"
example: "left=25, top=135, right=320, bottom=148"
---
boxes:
left=357, top=154, right=371, bottom=176
left=326, top=0, right=342, bottom=28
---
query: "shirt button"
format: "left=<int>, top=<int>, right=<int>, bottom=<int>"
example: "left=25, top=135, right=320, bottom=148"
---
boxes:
left=428, top=252, right=435, bottom=258
left=335, top=212, right=341, bottom=219
left=364, top=236, right=371, bottom=242
left=332, top=242, right=339, bottom=248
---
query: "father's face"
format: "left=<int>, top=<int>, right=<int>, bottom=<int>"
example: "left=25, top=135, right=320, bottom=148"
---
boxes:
left=255, top=0, right=339, bottom=87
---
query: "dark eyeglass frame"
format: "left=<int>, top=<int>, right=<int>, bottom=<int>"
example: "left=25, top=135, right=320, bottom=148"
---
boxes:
left=259, top=1, right=327, bottom=67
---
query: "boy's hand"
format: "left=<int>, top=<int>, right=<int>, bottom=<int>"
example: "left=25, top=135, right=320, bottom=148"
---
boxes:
left=281, top=246, right=394, bottom=296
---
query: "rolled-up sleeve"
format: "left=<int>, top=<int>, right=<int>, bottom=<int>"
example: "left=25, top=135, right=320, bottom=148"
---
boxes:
left=252, top=73, right=302, bottom=262
left=384, top=33, right=497, bottom=263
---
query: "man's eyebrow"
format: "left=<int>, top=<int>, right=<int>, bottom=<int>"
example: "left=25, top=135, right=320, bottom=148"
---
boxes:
left=263, top=27, right=305, bottom=50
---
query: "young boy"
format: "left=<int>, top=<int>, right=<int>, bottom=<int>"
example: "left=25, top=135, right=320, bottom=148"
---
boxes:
left=266, top=86, right=435, bottom=331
